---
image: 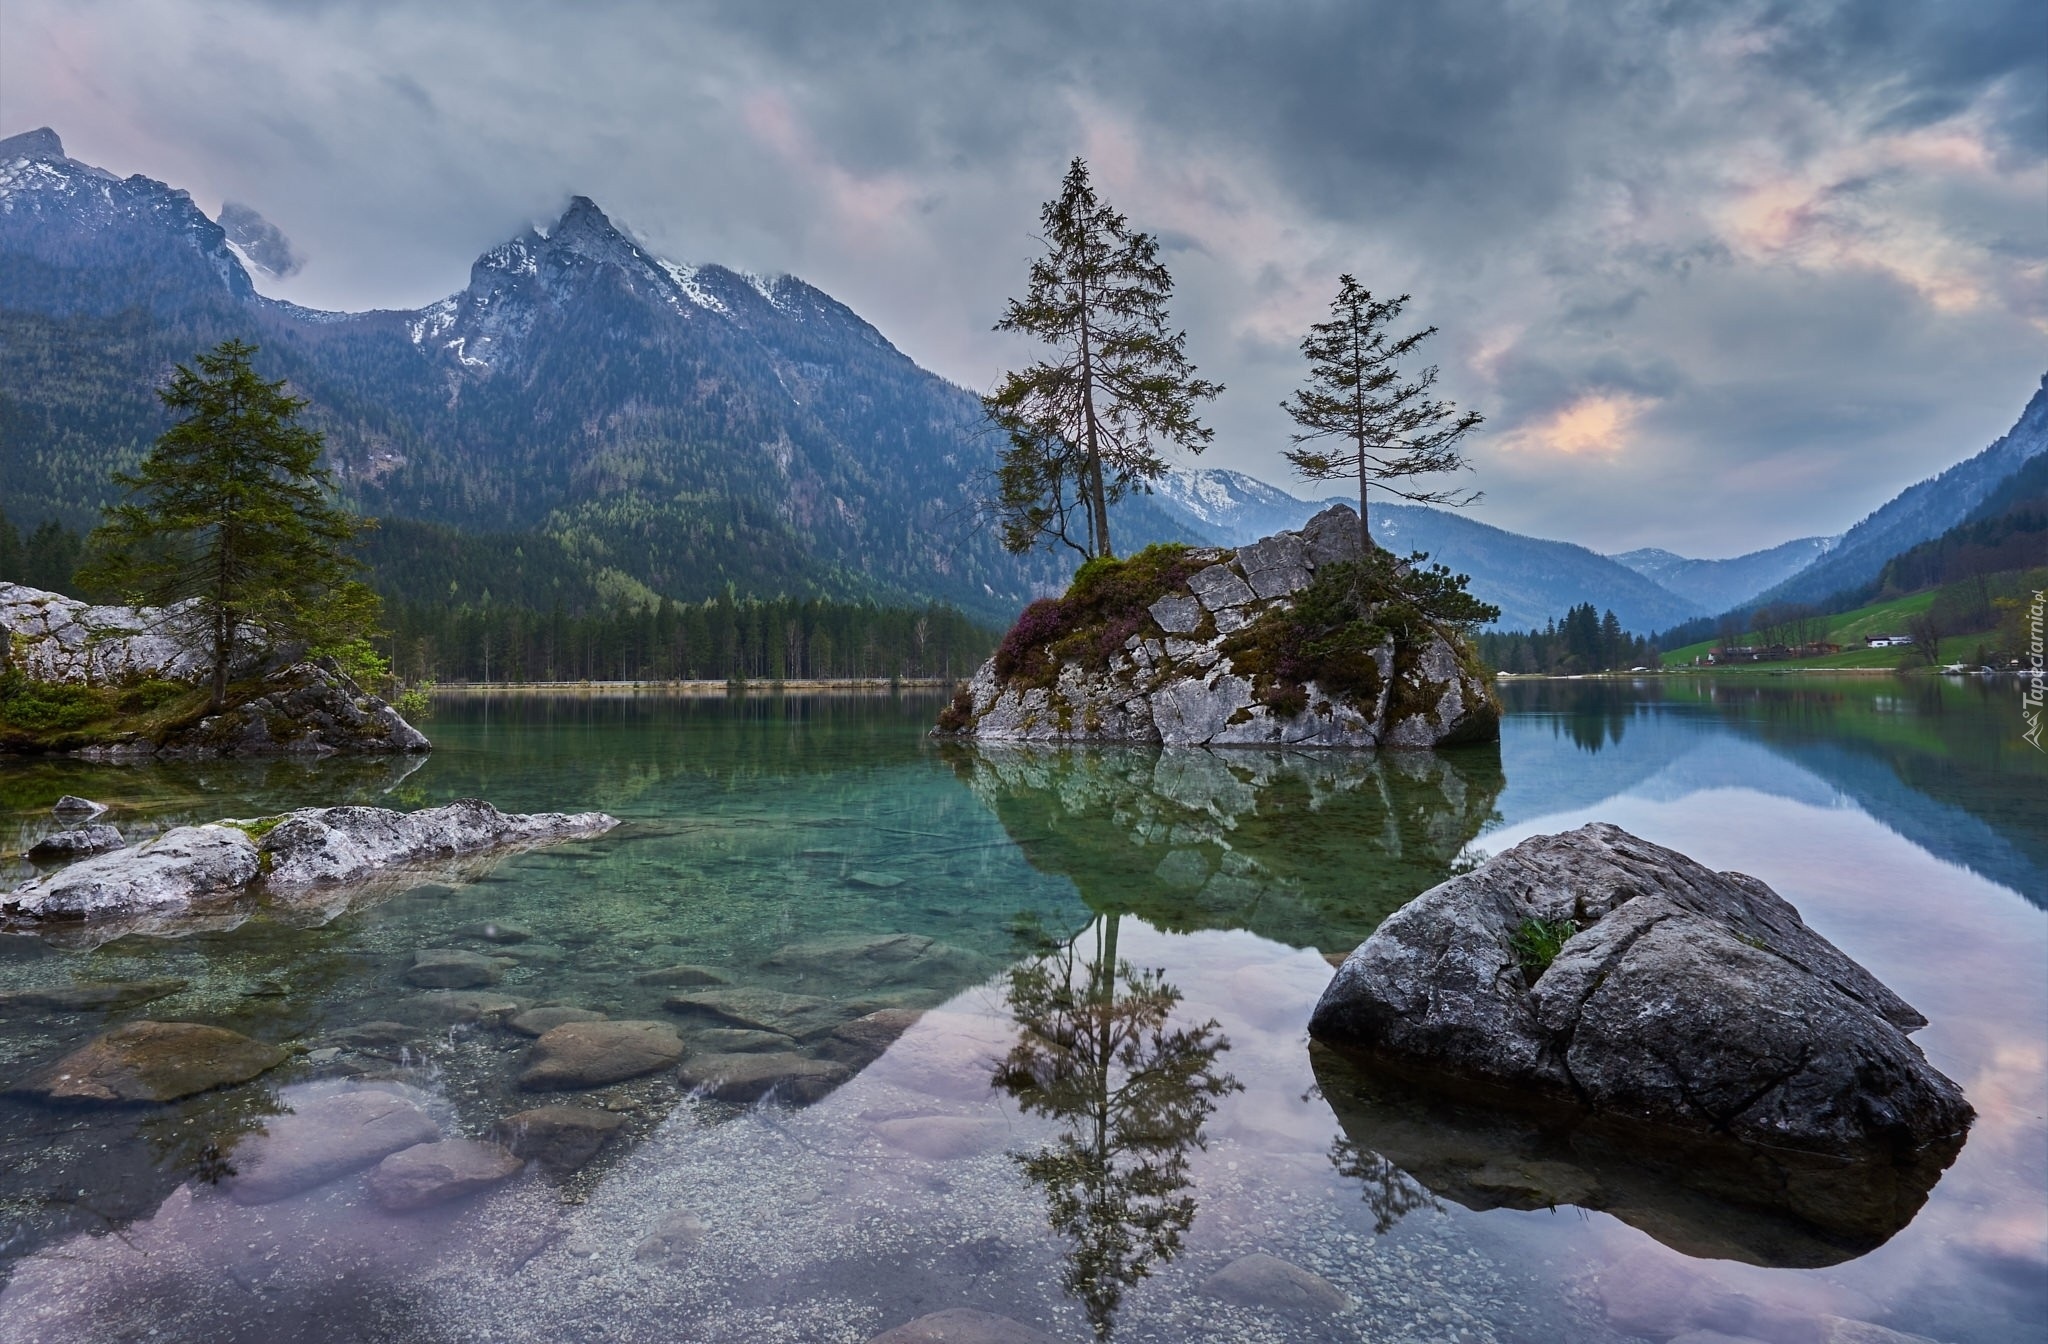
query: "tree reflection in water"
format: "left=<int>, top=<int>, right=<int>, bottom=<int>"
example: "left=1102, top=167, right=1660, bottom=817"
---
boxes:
left=993, top=914, right=1241, bottom=1340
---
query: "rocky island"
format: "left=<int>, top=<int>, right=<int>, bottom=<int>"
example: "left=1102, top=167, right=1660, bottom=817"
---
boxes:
left=0, top=582, right=427, bottom=757
left=938, top=505, right=1500, bottom=748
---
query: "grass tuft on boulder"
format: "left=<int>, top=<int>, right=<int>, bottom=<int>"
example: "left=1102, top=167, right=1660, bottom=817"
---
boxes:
left=992, top=544, right=1206, bottom=689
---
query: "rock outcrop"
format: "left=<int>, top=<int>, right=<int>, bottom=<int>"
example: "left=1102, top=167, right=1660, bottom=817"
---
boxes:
left=0, top=582, right=428, bottom=757
left=2, top=799, right=620, bottom=924
left=943, top=506, right=1498, bottom=748
left=1309, top=824, right=1972, bottom=1164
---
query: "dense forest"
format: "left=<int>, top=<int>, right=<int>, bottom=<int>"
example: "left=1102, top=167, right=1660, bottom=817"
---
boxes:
left=0, top=507, right=998, bottom=685
left=1476, top=602, right=1662, bottom=675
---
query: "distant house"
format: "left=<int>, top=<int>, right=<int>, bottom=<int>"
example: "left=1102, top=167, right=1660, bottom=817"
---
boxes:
left=1864, top=634, right=1915, bottom=648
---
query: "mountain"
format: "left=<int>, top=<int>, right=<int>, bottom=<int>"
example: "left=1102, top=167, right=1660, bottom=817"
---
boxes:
left=1609, top=536, right=1837, bottom=615
left=9, top=127, right=1206, bottom=622
left=1872, top=448, right=2048, bottom=594
left=1146, top=467, right=1329, bottom=542
left=1143, top=468, right=1705, bottom=632
left=1746, top=375, right=2048, bottom=609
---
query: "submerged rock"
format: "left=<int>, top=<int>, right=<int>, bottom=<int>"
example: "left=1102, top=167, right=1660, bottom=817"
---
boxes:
left=227, top=1090, right=441, bottom=1204
left=26, top=824, right=124, bottom=862
left=0, top=978, right=187, bottom=1013
left=871, top=1114, right=1006, bottom=1160
left=518, top=1020, right=684, bottom=1090
left=633, top=1209, right=707, bottom=1265
left=1200, top=1252, right=1351, bottom=1314
left=495, top=1104, right=626, bottom=1174
left=403, top=948, right=508, bottom=989
left=664, top=986, right=855, bottom=1041
left=367, top=1138, right=522, bottom=1210
left=942, top=504, right=1498, bottom=749
left=1, top=799, right=619, bottom=925
left=867, top=1309, right=1059, bottom=1344
left=1310, top=824, right=1972, bottom=1164
left=632, top=963, right=729, bottom=987
left=51, top=795, right=108, bottom=820
left=507, top=1006, right=608, bottom=1037
left=8, top=1021, right=285, bottom=1104
left=677, top=1051, right=850, bottom=1105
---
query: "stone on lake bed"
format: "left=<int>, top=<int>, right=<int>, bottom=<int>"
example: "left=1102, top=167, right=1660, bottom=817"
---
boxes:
left=867, top=1309, right=1059, bottom=1344
left=403, top=948, right=508, bottom=989
left=632, top=963, right=729, bottom=987
left=818, top=1008, right=923, bottom=1065
left=686, top=1027, right=798, bottom=1054
left=26, top=824, right=125, bottom=863
left=495, top=1104, right=626, bottom=1174
left=518, top=1020, right=684, bottom=1090
left=664, top=986, right=854, bottom=1041
left=871, top=1115, right=1006, bottom=1160
left=678, top=1051, right=850, bottom=1105
left=8, top=1021, right=285, bottom=1104
left=846, top=871, right=904, bottom=889
left=398, top=991, right=522, bottom=1026
left=456, top=920, right=532, bottom=944
left=227, top=1090, right=441, bottom=1204
left=367, top=1138, right=523, bottom=1210
left=633, top=1209, right=707, bottom=1265
left=0, top=978, right=187, bottom=1013
left=1200, top=1252, right=1351, bottom=1314
left=507, top=1006, right=608, bottom=1037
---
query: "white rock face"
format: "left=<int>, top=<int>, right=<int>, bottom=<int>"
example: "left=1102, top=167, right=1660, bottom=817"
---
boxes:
left=3, top=825, right=260, bottom=919
left=262, top=799, right=620, bottom=890
left=0, top=584, right=223, bottom=684
left=3, top=800, right=619, bottom=924
left=953, top=505, right=1498, bottom=749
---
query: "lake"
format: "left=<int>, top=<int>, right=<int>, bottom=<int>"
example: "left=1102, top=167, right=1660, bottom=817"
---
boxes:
left=0, top=676, right=2041, bottom=1343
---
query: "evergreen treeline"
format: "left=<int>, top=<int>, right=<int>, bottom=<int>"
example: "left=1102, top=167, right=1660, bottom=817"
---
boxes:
left=381, top=594, right=995, bottom=684
left=1, top=507, right=997, bottom=683
left=1476, top=602, right=1661, bottom=675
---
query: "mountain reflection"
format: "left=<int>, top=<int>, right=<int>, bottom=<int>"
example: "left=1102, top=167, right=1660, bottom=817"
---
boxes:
left=944, top=743, right=1505, bottom=952
left=994, top=915, right=1240, bottom=1340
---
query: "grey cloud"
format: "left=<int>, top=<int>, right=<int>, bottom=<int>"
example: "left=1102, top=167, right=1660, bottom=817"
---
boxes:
left=0, top=0, right=2043, bottom=556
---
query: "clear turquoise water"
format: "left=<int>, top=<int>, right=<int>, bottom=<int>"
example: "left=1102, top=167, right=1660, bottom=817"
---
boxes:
left=0, top=678, right=2041, bottom=1343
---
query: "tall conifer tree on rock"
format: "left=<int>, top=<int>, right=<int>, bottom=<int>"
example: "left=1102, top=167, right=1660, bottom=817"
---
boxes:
left=985, top=159, right=1221, bottom=560
left=82, top=339, right=380, bottom=706
left=1282, top=276, right=1481, bottom=551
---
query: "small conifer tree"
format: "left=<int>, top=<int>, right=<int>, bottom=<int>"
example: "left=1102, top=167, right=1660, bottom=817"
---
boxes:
left=985, top=158, right=1221, bottom=560
left=82, top=339, right=380, bottom=705
left=1282, top=275, right=1481, bottom=550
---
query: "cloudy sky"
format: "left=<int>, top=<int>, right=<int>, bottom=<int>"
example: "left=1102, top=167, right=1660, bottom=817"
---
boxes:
left=4, top=0, right=2043, bottom=557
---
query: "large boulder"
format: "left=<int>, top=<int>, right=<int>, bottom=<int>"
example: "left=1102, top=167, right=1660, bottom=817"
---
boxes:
left=941, top=505, right=1497, bottom=749
left=1309, top=824, right=1973, bottom=1164
left=517, top=1020, right=685, bottom=1090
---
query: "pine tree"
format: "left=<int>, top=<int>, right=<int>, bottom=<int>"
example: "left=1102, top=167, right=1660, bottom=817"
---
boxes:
left=985, top=159, right=1221, bottom=559
left=1281, top=275, right=1481, bottom=550
left=0, top=509, right=21, bottom=585
left=81, top=339, right=380, bottom=706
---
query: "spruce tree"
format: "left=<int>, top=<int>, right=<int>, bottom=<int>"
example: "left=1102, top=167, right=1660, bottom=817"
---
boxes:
left=82, top=339, right=380, bottom=706
left=1281, top=275, right=1481, bottom=550
left=985, top=158, right=1221, bottom=559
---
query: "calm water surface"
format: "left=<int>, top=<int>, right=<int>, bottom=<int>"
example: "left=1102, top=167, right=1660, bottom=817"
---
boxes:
left=0, top=677, right=2041, bottom=1343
